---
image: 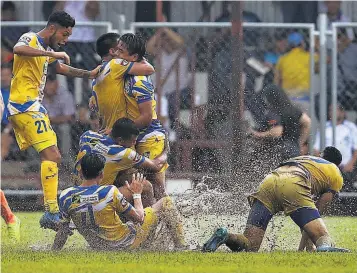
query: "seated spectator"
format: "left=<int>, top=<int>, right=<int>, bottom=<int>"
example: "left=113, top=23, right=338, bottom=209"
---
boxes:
left=314, top=103, right=357, bottom=191
left=1, top=1, right=29, bottom=46
left=336, top=28, right=357, bottom=111
left=250, top=84, right=311, bottom=161
left=1, top=63, right=14, bottom=160
left=64, top=1, right=100, bottom=99
left=42, top=73, right=75, bottom=161
left=274, top=32, right=317, bottom=113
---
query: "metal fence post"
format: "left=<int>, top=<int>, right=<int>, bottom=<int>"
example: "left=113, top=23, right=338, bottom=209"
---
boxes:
left=331, top=23, right=338, bottom=147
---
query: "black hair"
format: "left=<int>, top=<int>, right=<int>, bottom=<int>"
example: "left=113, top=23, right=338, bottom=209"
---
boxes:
left=47, top=11, right=75, bottom=28
left=111, top=118, right=139, bottom=140
left=322, top=146, right=342, bottom=166
left=119, top=33, right=146, bottom=61
left=80, top=153, right=106, bottom=180
left=96, top=32, right=120, bottom=58
left=1, top=1, right=15, bottom=11
left=262, top=84, right=296, bottom=115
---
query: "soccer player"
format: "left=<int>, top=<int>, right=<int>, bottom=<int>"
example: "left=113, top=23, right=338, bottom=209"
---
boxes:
left=53, top=153, right=185, bottom=251
left=117, top=33, right=169, bottom=199
left=73, top=118, right=167, bottom=207
left=8, top=11, right=100, bottom=230
left=203, top=147, right=350, bottom=253
left=91, top=32, right=155, bottom=131
left=0, top=190, right=21, bottom=242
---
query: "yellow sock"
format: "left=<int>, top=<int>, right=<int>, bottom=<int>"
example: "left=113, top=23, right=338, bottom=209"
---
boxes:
left=41, top=161, right=59, bottom=213
left=162, top=196, right=186, bottom=247
left=226, top=234, right=251, bottom=252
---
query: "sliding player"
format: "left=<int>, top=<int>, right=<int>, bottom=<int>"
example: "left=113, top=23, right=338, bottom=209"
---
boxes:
left=117, top=33, right=168, bottom=199
left=8, top=11, right=100, bottom=230
left=203, top=147, right=350, bottom=253
left=73, top=118, right=167, bottom=207
left=53, top=153, right=185, bottom=251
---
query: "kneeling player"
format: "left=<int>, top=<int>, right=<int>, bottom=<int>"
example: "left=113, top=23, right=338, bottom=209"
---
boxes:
left=53, top=153, right=185, bottom=251
left=203, top=147, right=349, bottom=253
left=73, top=118, right=168, bottom=207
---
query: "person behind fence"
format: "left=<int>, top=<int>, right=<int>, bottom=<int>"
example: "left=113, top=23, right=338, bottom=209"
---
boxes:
left=336, top=28, right=357, bottom=111
left=314, top=103, right=357, bottom=191
left=203, top=147, right=350, bottom=253
left=7, top=11, right=100, bottom=231
left=274, top=32, right=318, bottom=113
left=53, top=153, right=186, bottom=251
left=250, top=84, right=311, bottom=161
left=117, top=33, right=169, bottom=200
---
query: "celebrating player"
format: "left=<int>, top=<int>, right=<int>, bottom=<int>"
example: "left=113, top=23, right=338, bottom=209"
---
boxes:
left=53, top=153, right=185, bottom=251
left=8, top=11, right=100, bottom=230
left=117, top=33, right=168, bottom=199
left=91, top=32, right=155, bottom=130
left=73, top=118, right=167, bottom=207
left=203, top=147, right=350, bottom=253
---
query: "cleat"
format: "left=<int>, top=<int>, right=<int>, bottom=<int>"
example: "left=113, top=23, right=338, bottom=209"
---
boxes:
left=8, top=216, right=21, bottom=242
left=39, top=212, right=61, bottom=231
left=202, top=227, right=228, bottom=252
left=317, top=246, right=351, bottom=253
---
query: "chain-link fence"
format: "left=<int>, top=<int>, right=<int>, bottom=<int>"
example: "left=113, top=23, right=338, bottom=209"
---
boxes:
left=1, top=22, right=111, bottom=168
left=131, top=22, right=316, bottom=178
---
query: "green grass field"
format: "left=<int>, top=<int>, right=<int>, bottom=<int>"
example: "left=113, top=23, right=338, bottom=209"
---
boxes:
left=2, top=212, right=357, bottom=273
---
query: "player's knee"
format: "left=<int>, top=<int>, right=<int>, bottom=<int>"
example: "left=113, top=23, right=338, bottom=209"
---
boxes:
left=40, top=146, right=62, bottom=164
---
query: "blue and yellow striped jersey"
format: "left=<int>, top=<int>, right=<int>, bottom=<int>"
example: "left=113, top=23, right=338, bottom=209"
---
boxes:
left=59, top=184, right=137, bottom=249
left=73, top=130, right=145, bottom=185
left=9, top=32, right=58, bottom=116
left=124, top=75, right=165, bottom=142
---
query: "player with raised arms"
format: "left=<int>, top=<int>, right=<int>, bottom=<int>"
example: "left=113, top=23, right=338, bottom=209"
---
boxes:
left=53, top=153, right=186, bottom=251
left=117, top=33, right=169, bottom=200
left=203, top=147, right=350, bottom=253
left=8, top=11, right=100, bottom=230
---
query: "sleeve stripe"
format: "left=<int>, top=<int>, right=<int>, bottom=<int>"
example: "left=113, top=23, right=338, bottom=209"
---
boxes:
left=134, top=156, right=146, bottom=167
left=137, top=97, right=152, bottom=104
left=122, top=204, right=133, bottom=214
left=124, top=62, right=134, bottom=76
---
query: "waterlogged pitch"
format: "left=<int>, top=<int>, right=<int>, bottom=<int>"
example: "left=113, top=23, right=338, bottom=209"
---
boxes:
left=2, top=213, right=357, bottom=273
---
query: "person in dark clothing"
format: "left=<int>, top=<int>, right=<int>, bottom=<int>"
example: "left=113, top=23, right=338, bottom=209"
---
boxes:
left=250, top=84, right=311, bottom=161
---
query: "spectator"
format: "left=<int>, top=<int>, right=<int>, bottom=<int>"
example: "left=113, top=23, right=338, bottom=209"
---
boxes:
left=280, top=1, right=318, bottom=23
left=42, top=73, right=75, bottom=162
left=42, top=1, right=65, bottom=20
left=1, top=1, right=29, bottom=47
left=314, top=103, right=357, bottom=191
left=264, top=32, right=288, bottom=69
left=146, top=24, right=191, bottom=130
left=251, top=84, right=311, bottom=161
left=64, top=1, right=100, bottom=99
left=1, top=63, right=14, bottom=160
left=336, top=28, right=357, bottom=111
left=274, top=32, right=317, bottom=113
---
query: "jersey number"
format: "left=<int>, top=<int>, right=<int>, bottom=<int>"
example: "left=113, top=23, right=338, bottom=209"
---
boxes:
left=81, top=204, right=99, bottom=232
left=35, top=120, right=48, bottom=134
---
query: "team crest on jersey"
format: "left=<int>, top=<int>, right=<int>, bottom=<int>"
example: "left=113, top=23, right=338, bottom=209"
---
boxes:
left=72, top=195, right=81, bottom=204
left=120, top=197, right=127, bottom=207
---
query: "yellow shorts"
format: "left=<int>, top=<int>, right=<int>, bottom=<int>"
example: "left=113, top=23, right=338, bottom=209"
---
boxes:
left=136, top=132, right=169, bottom=173
left=130, top=207, right=158, bottom=249
left=248, top=171, right=316, bottom=215
left=9, top=112, right=57, bottom=153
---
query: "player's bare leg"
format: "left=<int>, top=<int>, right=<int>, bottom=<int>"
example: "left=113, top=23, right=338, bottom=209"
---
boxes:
left=153, top=196, right=186, bottom=249
left=39, top=145, right=62, bottom=230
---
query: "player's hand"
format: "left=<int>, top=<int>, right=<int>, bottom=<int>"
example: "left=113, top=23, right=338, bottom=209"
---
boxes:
left=49, top=51, right=70, bottom=65
left=125, top=173, right=145, bottom=195
left=89, top=65, right=101, bottom=79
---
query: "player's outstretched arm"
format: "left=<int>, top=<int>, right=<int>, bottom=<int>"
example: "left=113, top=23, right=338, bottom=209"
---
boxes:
left=13, top=45, right=71, bottom=64
left=127, top=60, right=155, bottom=76
left=52, top=222, right=71, bottom=251
left=55, top=62, right=100, bottom=79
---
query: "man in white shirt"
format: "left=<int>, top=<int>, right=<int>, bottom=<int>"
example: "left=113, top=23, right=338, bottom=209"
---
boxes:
left=314, top=103, right=357, bottom=190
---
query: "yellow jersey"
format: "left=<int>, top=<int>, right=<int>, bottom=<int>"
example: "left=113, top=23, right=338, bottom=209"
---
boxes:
left=9, top=32, right=57, bottom=115
left=91, top=59, right=134, bottom=130
left=124, top=75, right=165, bottom=142
left=280, top=156, right=344, bottom=195
left=59, top=184, right=137, bottom=249
left=275, top=48, right=316, bottom=96
left=73, top=130, right=145, bottom=185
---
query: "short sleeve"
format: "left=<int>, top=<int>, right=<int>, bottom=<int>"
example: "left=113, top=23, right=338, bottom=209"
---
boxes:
left=111, top=59, right=134, bottom=79
left=15, top=32, right=37, bottom=48
left=329, top=169, right=344, bottom=193
left=125, top=148, right=145, bottom=167
left=133, top=80, right=154, bottom=104
left=112, top=186, right=132, bottom=214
